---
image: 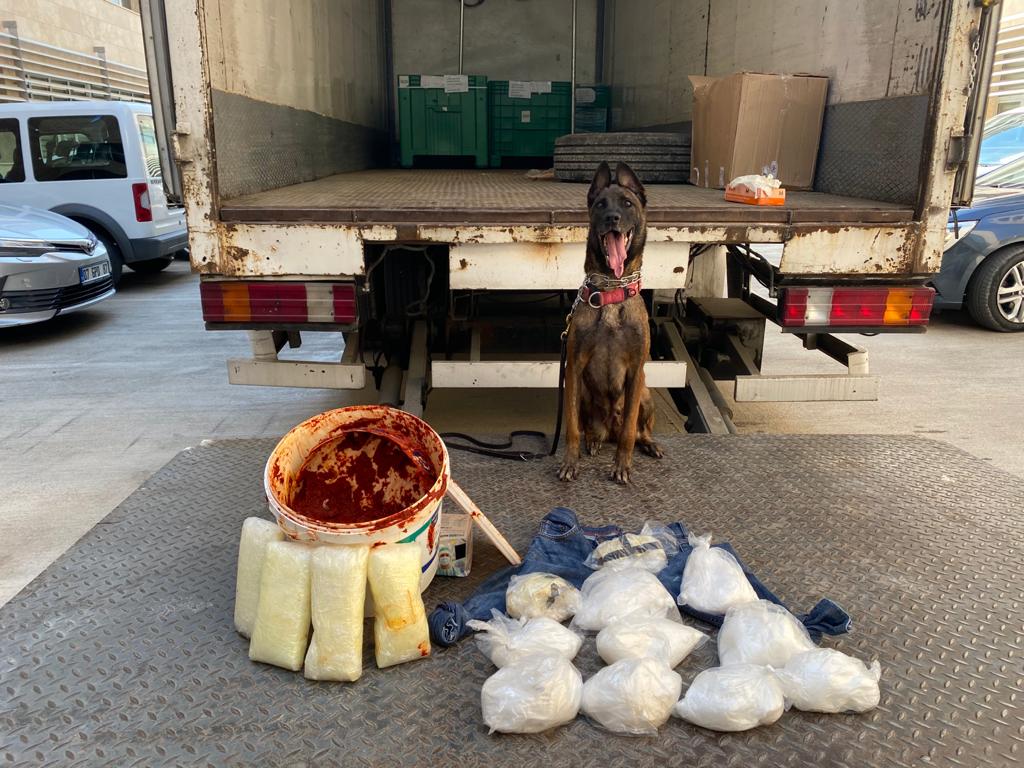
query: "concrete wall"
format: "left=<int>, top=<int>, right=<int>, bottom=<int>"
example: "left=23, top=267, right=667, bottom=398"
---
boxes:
left=204, top=0, right=386, bottom=128
left=607, top=0, right=948, bottom=129
left=391, top=0, right=597, bottom=84
left=2, top=0, right=145, bottom=70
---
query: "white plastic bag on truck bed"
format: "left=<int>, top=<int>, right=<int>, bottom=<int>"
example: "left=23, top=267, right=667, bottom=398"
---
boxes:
left=572, top=567, right=680, bottom=632
left=596, top=617, right=707, bottom=668
left=776, top=648, right=881, bottom=713
left=506, top=572, right=581, bottom=622
left=304, top=544, right=369, bottom=682
left=467, top=610, right=582, bottom=668
left=234, top=517, right=285, bottom=638
left=368, top=543, right=430, bottom=668
left=718, top=599, right=816, bottom=667
left=248, top=541, right=312, bottom=671
left=678, top=533, right=758, bottom=614
left=673, top=663, right=787, bottom=731
left=480, top=655, right=582, bottom=734
left=580, top=657, right=682, bottom=735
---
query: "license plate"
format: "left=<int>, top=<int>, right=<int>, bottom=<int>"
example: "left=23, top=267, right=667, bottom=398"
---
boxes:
left=79, top=261, right=111, bottom=285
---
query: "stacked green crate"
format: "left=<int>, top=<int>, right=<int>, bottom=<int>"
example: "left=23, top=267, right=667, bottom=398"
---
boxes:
left=487, top=80, right=571, bottom=166
left=398, top=74, right=488, bottom=168
left=574, top=84, right=610, bottom=133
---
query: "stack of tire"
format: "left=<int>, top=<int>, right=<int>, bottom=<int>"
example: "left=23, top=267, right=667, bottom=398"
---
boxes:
left=554, top=132, right=691, bottom=182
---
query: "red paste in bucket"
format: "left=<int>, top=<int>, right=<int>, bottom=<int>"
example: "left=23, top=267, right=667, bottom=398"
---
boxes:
left=288, top=430, right=437, bottom=525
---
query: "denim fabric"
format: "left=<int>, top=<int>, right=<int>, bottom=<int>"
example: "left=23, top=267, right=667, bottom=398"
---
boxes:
left=428, top=507, right=851, bottom=646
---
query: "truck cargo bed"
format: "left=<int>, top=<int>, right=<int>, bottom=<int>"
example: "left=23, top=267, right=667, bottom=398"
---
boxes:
left=219, top=170, right=914, bottom=226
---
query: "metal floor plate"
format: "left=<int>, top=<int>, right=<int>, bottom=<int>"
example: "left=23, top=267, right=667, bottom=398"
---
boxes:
left=2, top=435, right=1022, bottom=767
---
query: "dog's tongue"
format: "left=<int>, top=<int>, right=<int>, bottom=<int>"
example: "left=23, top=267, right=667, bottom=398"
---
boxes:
left=604, top=231, right=627, bottom=278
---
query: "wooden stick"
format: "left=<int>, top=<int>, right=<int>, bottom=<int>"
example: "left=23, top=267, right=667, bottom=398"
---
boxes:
left=446, top=479, right=522, bottom=565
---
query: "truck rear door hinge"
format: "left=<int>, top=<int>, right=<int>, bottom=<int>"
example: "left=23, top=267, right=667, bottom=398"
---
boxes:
left=947, top=133, right=969, bottom=170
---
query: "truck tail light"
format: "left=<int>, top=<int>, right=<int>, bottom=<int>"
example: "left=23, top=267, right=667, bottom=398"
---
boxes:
left=132, top=182, right=153, bottom=222
left=779, top=286, right=934, bottom=329
left=200, top=281, right=357, bottom=324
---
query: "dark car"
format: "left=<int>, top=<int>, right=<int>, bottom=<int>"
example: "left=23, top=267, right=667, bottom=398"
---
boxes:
left=935, top=191, right=1024, bottom=332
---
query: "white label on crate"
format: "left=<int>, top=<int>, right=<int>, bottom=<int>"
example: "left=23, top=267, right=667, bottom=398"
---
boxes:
left=421, top=75, right=445, bottom=89
left=575, top=87, right=596, bottom=104
left=398, top=75, right=410, bottom=88
left=508, top=80, right=532, bottom=99
left=444, top=74, right=469, bottom=93
left=521, top=110, right=531, bottom=124
left=531, top=80, right=552, bottom=94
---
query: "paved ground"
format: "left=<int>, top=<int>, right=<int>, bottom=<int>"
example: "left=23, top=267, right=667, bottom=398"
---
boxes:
left=2, top=260, right=1021, bottom=606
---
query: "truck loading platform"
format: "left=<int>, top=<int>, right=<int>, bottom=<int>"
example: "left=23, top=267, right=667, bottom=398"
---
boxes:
left=2, top=434, right=1021, bottom=766
left=218, top=170, right=914, bottom=226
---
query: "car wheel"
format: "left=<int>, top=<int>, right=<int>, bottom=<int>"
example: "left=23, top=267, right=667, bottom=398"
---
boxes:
left=128, top=256, right=174, bottom=274
left=966, top=245, right=1024, bottom=332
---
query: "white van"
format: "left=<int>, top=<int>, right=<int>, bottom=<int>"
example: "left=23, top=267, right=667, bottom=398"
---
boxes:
left=0, top=101, right=187, bottom=284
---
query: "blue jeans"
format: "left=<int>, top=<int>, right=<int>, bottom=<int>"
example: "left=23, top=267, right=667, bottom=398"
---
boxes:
left=428, top=507, right=851, bottom=646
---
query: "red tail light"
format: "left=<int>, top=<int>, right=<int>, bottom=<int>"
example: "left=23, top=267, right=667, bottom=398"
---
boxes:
left=132, top=182, right=152, bottom=222
left=779, top=286, right=934, bottom=329
left=200, top=281, right=357, bottom=324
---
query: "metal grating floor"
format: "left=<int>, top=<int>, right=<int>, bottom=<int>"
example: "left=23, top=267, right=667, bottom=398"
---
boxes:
left=219, top=169, right=914, bottom=226
left=2, top=435, right=1023, bottom=767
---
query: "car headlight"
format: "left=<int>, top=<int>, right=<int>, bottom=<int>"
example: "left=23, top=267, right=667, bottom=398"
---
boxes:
left=945, top=219, right=978, bottom=250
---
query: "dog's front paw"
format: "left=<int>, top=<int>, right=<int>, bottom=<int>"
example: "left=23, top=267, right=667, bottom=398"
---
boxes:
left=610, top=461, right=631, bottom=485
left=586, top=439, right=602, bottom=456
left=640, top=440, right=663, bottom=459
left=557, top=460, right=580, bottom=482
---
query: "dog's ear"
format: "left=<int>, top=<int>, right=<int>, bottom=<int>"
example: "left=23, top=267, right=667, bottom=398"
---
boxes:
left=588, top=161, right=612, bottom=207
left=615, top=162, right=646, bottom=206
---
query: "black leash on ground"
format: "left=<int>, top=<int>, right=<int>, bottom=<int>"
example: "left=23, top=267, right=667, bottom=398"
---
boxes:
left=440, top=337, right=567, bottom=461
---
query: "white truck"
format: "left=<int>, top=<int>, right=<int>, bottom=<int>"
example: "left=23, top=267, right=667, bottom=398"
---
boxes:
left=139, top=0, right=998, bottom=429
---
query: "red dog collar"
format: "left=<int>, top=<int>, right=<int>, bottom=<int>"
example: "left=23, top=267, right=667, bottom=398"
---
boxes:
left=582, top=278, right=642, bottom=308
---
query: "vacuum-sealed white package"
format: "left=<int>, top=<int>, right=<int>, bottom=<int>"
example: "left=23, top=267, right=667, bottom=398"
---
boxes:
left=580, top=657, right=682, bottom=735
left=674, top=663, right=786, bottom=731
left=248, top=541, right=312, bottom=671
left=776, top=648, right=882, bottom=713
left=572, top=567, right=680, bottom=632
left=678, top=533, right=758, bottom=614
left=505, top=572, right=581, bottom=622
left=234, top=517, right=285, bottom=638
left=304, top=545, right=370, bottom=682
left=585, top=533, right=668, bottom=573
left=718, top=600, right=816, bottom=667
left=596, top=617, right=707, bottom=668
left=481, top=655, right=582, bottom=734
left=467, top=610, right=582, bottom=668
left=368, top=543, right=431, bottom=668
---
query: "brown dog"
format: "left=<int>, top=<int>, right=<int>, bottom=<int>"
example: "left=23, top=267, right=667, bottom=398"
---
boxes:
left=558, top=162, right=662, bottom=484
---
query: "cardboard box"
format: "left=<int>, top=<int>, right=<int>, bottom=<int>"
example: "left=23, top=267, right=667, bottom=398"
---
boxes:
left=436, top=510, right=473, bottom=577
left=689, top=72, right=828, bottom=190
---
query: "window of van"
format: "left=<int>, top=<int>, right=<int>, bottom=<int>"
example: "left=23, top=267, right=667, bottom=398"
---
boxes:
left=135, top=113, right=162, bottom=180
left=0, top=119, right=25, bottom=183
left=28, top=115, right=127, bottom=182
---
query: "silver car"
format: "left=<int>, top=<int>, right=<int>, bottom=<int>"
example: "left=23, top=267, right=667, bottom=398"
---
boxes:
left=0, top=204, right=114, bottom=327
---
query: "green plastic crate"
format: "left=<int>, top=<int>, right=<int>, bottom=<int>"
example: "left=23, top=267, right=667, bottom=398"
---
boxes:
left=398, top=74, right=488, bottom=168
left=574, top=84, right=610, bottom=133
left=487, top=80, right=571, bottom=166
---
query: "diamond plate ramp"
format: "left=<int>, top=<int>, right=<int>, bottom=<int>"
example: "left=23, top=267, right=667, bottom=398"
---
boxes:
left=2, top=435, right=1023, bottom=767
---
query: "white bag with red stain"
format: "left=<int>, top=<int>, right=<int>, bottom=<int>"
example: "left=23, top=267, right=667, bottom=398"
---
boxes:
left=368, top=543, right=431, bottom=668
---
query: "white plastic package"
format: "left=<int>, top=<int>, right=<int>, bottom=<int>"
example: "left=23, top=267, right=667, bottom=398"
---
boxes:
left=596, top=617, right=707, bottom=668
left=467, top=609, right=582, bottom=668
left=580, top=657, right=683, bottom=735
left=505, top=572, right=581, bottom=622
left=776, top=648, right=882, bottom=713
left=248, top=541, right=312, bottom=671
left=718, top=599, right=816, bottom=667
left=572, top=567, right=680, bottom=632
left=234, top=517, right=285, bottom=638
left=480, top=655, right=582, bottom=734
left=678, top=533, right=758, bottom=614
left=673, top=663, right=786, bottom=731
left=304, top=545, right=369, bottom=682
left=585, top=533, right=668, bottom=573
left=368, top=543, right=431, bottom=668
